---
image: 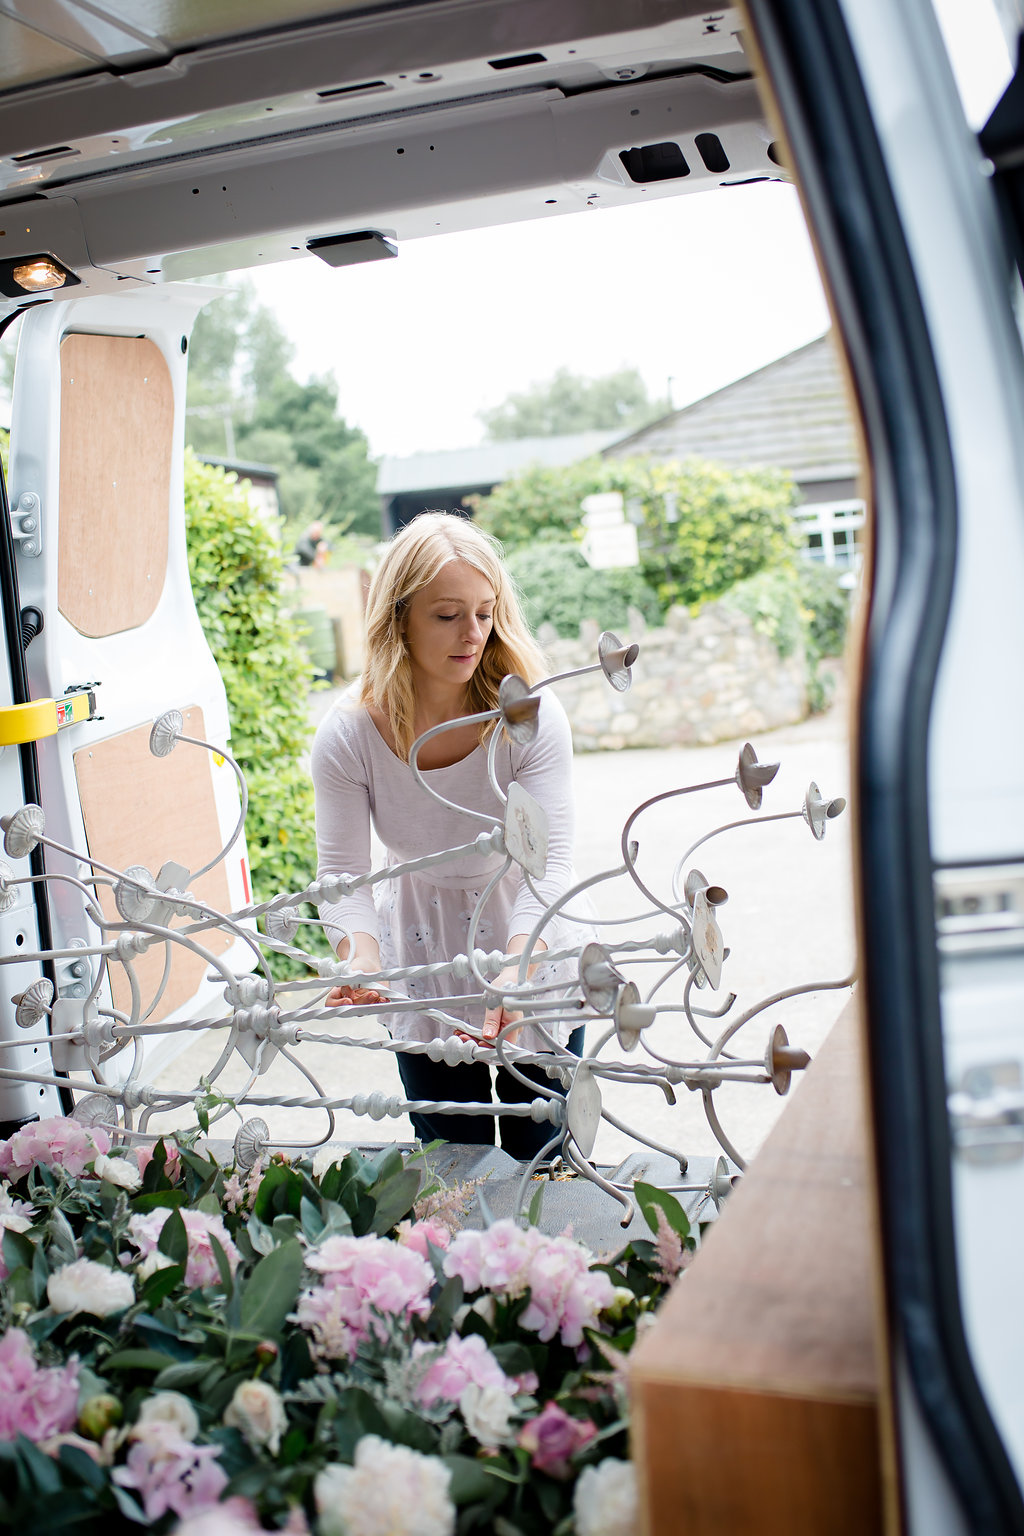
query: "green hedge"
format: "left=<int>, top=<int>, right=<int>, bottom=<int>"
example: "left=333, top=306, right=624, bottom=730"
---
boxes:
left=721, top=563, right=851, bottom=712
left=184, top=452, right=325, bottom=955
left=472, top=455, right=800, bottom=609
left=506, top=541, right=662, bottom=639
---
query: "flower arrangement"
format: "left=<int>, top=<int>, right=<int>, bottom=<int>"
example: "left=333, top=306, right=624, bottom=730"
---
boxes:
left=0, top=1117, right=694, bottom=1534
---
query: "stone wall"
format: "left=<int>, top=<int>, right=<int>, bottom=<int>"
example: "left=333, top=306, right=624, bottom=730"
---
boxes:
left=539, top=603, right=808, bottom=751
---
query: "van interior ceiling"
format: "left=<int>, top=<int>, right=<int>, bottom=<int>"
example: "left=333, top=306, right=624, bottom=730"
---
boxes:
left=0, top=1, right=777, bottom=303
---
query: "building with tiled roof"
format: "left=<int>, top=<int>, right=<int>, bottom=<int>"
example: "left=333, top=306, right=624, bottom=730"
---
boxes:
left=605, top=333, right=864, bottom=569
left=377, top=430, right=620, bottom=535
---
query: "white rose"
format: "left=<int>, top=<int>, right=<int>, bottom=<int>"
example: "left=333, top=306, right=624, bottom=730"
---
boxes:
left=315, top=1435, right=455, bottom=1536
left=459, top=1382, right=513, bottom=1448
left=47, top=1257, right=135, bottom=1317
left=93, top=1152, right=142, bottom=1191
left=312, top=1146, right=342, bottom=1180
left=573, top=1458, right=638, bottom=1536
left=223, top=1378, right=288, bottom=1456
left=135, top=1390, right=200, bottom=1442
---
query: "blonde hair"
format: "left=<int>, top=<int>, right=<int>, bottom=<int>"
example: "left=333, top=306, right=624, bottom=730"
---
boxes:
left=360, top=512, right=545, bottom=761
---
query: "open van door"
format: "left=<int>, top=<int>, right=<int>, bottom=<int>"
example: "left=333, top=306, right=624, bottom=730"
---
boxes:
left=0, top=289, right=252, bottom=1134
left=745, top=0, right=1024, bottom=1529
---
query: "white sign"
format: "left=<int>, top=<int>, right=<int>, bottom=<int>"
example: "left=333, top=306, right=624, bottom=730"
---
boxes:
left=580, top=491, right=625, bottom=529
left=582, top=523, right=640, bottom=570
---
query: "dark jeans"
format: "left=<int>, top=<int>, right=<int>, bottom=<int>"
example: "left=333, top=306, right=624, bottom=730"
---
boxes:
left=396, top=1026, right=585, bottom=1162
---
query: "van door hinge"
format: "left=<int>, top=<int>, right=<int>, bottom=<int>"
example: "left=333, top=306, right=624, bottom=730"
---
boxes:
left=9, top=492, right=41, bottom=557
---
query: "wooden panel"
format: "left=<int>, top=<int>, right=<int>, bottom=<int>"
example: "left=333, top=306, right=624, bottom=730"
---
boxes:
left=630, top=1000, right=889, bottom=1535
left=637, top=1384, right=883, bottom=1536
left=58, top=333, right=173, bottom=637
left=74, top=709, right=234, bottom=1023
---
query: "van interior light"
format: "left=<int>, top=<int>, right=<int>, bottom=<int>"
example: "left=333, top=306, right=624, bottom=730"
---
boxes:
left=0, top=252, right=80, bottom=298
left=307, top=231, right=397, bottom=267
left=12, top=257, right=66, bottom=291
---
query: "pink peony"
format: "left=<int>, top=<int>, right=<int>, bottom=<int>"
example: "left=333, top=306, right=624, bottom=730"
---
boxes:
left=294, top=1234, right=433, bottom=1363
left=443, top=1221, right=616, bottom=1347
left=517, top=1234, right=617, bottom=1347
left=135, top=1140, right=182, bottom=1185
left=518, top=1401, right=598, bottom=1479
left=443, top=1221, right=543, bottom=1295
left=0, top=1117, right=111, bottom=1181
left=112, top=1421, right=227, bottom=1522
left=412, top=1333, right=511, bottom=1408
left=395, top=1218, right=451, bottom=1259
left=126, top=1208, right=240, bottom=1289
left=0, top=1327, right=79, bottom=1444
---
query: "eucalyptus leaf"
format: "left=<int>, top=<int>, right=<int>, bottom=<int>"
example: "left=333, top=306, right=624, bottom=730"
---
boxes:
left=103, top=1348, right=181, bottom=1372
left=239, top=1238, right=303, bottom=1338
left=2, top=1228, right=32, bottom=1275
left=633, top=1181, right=690, bottom=1240
left=140, top=1261, right=186, bottom=1307
left=45, top=1206, right=78, bottom=1264
left=367, top=1168, right=421, bottom=1235
left=130, top=1188, right=188, bottom=1215
left=443, top=1452, right=504, bottom=1504
left=157, top=1207, right=189, bottom=1265
left=210, top=1233, right=235, bottom=1296
left=154, top=1359, right=210, bottom=1392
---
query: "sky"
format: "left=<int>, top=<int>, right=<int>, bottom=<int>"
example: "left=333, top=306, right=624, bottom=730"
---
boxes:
left=247, top=181, right=830, bottom=462
left=239, top=0, right=1012, bottom=467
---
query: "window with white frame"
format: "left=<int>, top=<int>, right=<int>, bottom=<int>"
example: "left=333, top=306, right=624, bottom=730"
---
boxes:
left=797, top=499, right=866, bottom=568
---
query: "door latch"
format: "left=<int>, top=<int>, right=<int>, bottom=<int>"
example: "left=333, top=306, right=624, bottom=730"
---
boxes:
left=948, top=1060, right=1024, bottom=1165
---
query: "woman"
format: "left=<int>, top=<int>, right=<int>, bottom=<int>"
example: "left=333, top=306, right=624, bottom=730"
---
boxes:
left=310, top=511, right=589, bottom=1159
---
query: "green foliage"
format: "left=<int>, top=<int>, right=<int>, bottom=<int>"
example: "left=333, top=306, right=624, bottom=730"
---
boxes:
left=183, top=451, right=323, bottom=937
left=474, top=455, right=800, bottom=608
left=0, top=1128, right=683, bottom=1535
left=0, top=425, right=7, bottom=478
left=239, top=373, right=379, bottom=537
left=479, top=365, right=670, bottom=439
left=798, top=562, right=852, bottom=657
left=186, top=278, right=380, bottom=539
left=722, top=562, right=851, bottom=713
left=505, top=540, right=661, bottom=639
left=721, top=566, right=808, bottom=659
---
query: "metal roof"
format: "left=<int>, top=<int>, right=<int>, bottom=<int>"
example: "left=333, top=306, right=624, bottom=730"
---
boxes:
left=377, top=430, right=621, bottom=495
left=605, top=332, right=858, bottom=482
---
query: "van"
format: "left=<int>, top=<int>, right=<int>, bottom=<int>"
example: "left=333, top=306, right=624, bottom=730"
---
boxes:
left=0, top=2, right=1020, bottom=1528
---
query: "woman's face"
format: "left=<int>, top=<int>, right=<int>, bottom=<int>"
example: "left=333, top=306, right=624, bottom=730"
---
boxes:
left=402, top=558, right=496, bottom=695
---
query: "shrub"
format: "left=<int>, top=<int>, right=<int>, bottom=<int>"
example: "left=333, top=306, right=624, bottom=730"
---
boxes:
left=720, top=566, right=808, bottom=659
left=722, top=562, right=852, bottom=713
left=472, top=455, right=800, bottom=608
left=184, top=452, right=324, bottom=942
left=797, top=562, right=852, bottom=657
left=506, top=541, right=662, bottom=639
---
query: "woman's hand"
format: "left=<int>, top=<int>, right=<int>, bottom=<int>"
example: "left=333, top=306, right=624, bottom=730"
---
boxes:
left=327, top=983, right=389, bottom=1007
left=481, top=990, right=523, bottom=1046
left=326, top=933, right=387, bottom=1008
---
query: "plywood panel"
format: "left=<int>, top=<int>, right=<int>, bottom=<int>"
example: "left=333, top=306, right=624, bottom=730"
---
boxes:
left=630, top=1000, right=888, bottom=1535
left=74, top=709, right=235, bottom=1024
left=59, top=333, right=173, bottom=637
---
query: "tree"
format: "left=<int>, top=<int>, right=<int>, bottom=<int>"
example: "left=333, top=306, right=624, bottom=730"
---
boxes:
left=186, top=279, right=380, bottom=538
left=236, top=374, right=379, bottom=536
left=479, top=367, right=670, bottom=440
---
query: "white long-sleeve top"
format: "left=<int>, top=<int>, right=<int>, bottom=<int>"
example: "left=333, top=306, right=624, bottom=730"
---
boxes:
left=310, top=689, right=588, bottom=1047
